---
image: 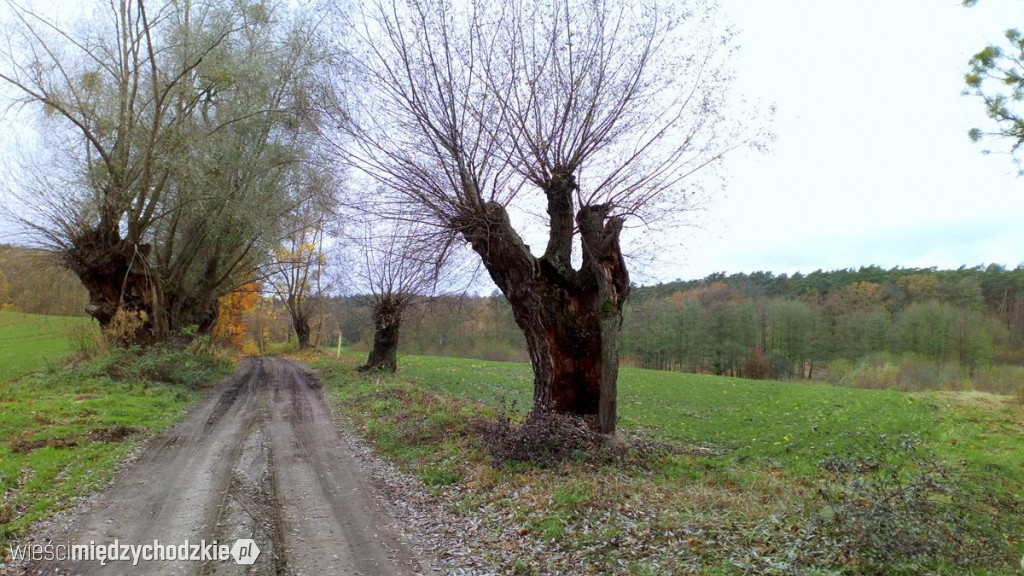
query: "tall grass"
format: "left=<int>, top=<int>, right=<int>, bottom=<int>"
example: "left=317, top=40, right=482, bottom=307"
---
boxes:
left=63, top=320, right=106, bottom=358
left=827, top=352, right=1024, bottom=395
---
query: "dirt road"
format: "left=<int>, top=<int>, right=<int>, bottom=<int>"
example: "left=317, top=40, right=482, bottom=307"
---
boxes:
left=22, top=357, right=429, bottom=576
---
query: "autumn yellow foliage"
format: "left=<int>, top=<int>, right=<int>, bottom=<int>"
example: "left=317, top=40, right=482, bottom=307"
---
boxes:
left=0, top=269, right=16, bottom=311
left=215, top=282, right=260, bottom=350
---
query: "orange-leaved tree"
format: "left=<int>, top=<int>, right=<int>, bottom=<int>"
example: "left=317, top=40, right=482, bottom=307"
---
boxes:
left=214, top=282, right=261, bottom=351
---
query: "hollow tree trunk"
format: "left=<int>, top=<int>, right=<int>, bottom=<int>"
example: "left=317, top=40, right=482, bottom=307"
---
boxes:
left=195, top=300, right=220, bottom=335
left=294, top=319, right=311, bottom=349
left=454, top=169, right=629, bottom=434
left=359, top=296, right=402, bottom=373
left=63, top=227, right=167, bottom=345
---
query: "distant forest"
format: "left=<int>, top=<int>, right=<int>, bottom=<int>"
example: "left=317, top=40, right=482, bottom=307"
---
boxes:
left=620, top=266, right=1024, bottom=381
left=3, top=244, right=1021, bottom=392
left=354, top=265, right=1024, bottom=393
left=0, top=245, right=89, bottom=317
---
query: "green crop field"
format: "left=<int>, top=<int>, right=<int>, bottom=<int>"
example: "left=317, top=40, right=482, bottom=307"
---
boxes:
left=0, top=311, right=93, bottom=380
left=398, top=354, right=1024, bottom=483
left=317, top=350, right=1024, bottom=574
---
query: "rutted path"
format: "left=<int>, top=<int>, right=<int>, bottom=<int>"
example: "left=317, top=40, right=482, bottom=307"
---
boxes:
left=22, top=357, right=427, bottom=576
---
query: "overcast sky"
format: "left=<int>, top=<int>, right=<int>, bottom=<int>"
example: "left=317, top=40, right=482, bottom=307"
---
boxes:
left=647, top=0, right=1024, bottom=282
left=2, top=1, right=1022, bottom=286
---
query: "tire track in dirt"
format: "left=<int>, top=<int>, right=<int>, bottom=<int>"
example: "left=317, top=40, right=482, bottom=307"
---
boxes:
left=21, top=357, right=427, bottom=576
left=267, top=359, right=420, bottom=576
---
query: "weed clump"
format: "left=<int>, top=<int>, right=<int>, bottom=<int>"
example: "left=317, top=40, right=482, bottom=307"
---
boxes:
left=105, top=307, right=147, bottom=346
left=64, top=321, right=106, bottom=359
left=83, top=343, right=232, bottom=389
left=478, top=403, right=623, bottom=466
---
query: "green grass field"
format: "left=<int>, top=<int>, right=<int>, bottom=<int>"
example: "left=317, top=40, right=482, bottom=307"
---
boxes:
left=397, top=355, right=1024, bottom=484
left=316, top=350, right=1024, bottom=574
left=1, top=313, right=1019, bottom=573
left=0, top=311, right=93, bottom=380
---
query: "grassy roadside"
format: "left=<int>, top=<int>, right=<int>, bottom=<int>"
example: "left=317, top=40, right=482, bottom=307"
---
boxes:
left=0, top=343, right=233, bottom=556
left=311, top=349, right=1024, bottom=575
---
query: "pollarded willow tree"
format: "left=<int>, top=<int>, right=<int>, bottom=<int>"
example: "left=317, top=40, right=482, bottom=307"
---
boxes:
left=345, top=219, right=459, bottom=373
left=339, top=0, right=756, bottom=433
left=0, top=0, right=331, bottom=342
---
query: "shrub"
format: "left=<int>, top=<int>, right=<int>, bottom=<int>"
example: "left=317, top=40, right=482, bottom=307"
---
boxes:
left=894, top=356, right=962, bottom=391
left=240, top=339, right=260, bottom=356
left=105, top=307, right=147, bottom=345
left=972, top=364, right=1024, bottom=396
left=742, top=347, right=771, bottom=379
left=838, top=358, right=900, bottom=390
left=85, top=344, right=231, bottom=389
left=825, top=358, right=853, bottom=386
left=825, top=353, right=1019, bottom=393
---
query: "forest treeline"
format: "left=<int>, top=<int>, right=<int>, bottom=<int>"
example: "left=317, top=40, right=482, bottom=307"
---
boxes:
left=4, top=247, right=1022, bottom=392
left=621, top=265, right=1024, bottom=380
left=344, top=264, right=1024, bottom=392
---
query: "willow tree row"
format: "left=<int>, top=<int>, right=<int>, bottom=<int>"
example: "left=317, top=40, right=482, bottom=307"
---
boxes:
left=2, top=0, right=761, bottom=435
left=0, top=0, right=334, bottom=342
left=335, top=0, right=758, bottom=432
